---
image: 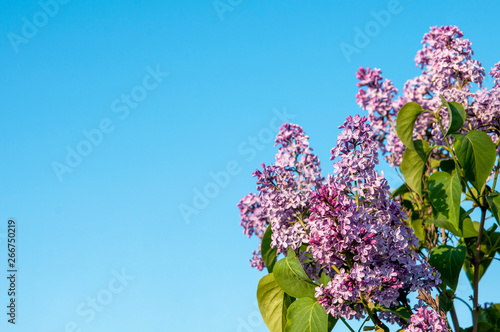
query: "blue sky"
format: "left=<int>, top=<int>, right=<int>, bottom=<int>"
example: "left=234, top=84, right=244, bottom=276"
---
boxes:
left=1, top=0, right=500, bottom=331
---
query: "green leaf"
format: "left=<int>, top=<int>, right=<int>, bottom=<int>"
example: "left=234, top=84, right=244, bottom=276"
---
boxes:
left=274, top=250, right=317, bottom=299
left=440, top=159, right=456, bottom=173
left=327, top=314, right=338, bottom=332
left=484, top=230, right=500, bottom=253
left=392, top=183, right=409, bottom=198
left=429, top=244, right=466, bottom=291
left=427, top=207, right=478, bottom=238
left=262, top=224, right=278, bottom=272
left=464, top=249, right=493, bottom=286
left=257, top=273, right=293, bottom=332
left=396, top=102, right=425, bottom=151
left=410, top=218, right=425, bottom=242
left=285, top=298, right=328, bottom=332
left=487, top=192, right=500, bottom=227
left=464, top=226, right=500, bottom=286
left=372, top=304, right=411, bottom=322
left=476, top=304, right=500, bottom=329
left=318, top=271, right=332, bottom=287
left=400, top=140, right=432, bottom=196
left=477, top=304, right=500, bottom=329
left=454, top=130, right=496, bottom=192
left=427, top=215, right=460, bottom=236
left=459, top=209, right=479, bottom=238
left=440, top=96, right=466, bottom=136
left=428, top=171, right=461, bottom=231
left=439, top=289, right=455, bottom=312
left=483, top=304, right=500, bottom=326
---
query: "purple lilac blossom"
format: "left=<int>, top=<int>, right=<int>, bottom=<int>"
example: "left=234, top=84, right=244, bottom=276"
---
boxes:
left=238, top=193, right=269, bottom=271
left=356, top=67, right=404, bottom=166
left=247, top=123, right=322, bottom=257
left=309, top=115, right=441, bottom=323
left=356, top=26, right=500, bottom=165
left=404, top=306, right=448, bottom=332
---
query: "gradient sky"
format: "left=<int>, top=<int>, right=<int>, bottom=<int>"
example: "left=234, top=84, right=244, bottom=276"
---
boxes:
left=1, top=1, right=500, bottom=331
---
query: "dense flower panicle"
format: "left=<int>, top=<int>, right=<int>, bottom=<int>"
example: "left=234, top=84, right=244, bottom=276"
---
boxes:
left=249, top=245, right=265, bottom=271
left=356, top=25, right=500, bottom=166
left=416, top=26, right=485, bottom=92
left=491, top=61, right=500, bottom=87
left=402, top=74, right=436, bottom=110
left=309, top=116, right=440, bottom=324
left=356, top=67, right=403, bottom=165
left=238, top=193, right=269, bottom=271
left=251, top=123, right=323, bottom=254
left=238, top=193, right=268, bottom=239
left=404, top=306, right=449, bottom=332
left=239, top=24, right=500, bottom=330
left=471, top=87, right=500, bottom=133
left=253, top=163, right=310, bottom=253
left=274, top=123, right=323, bottom=188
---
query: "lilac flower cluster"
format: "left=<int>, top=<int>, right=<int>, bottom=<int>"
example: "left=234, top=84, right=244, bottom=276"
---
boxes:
left=238, top=193, right=268, bottom=270
left=310, top=116, right=440, bottom=323
left=238, top=116, right=443, bottom=329
left=416, top=26, right=484, bottom=92
left=355, top=67, right=403, bottom=166
left=404, top=306, right=448, bottom=332
left=240, top=123, right=322, bottom=264
left=356, top=25, right=500, bottom=164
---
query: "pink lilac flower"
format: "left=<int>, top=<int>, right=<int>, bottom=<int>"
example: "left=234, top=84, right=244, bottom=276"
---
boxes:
left=356, top=67, right=404, bottom=166
left=238, top=193, right=268, bottom=239
left=249, top=244, right=265, bottom=271
left=310, top=116, right=441, bottom=324
left=356, top=26, right=497, bottom=165
left=238, top=193, right=269, bottom=270
left=416, top=26, right=484, bottom=93
left=274, top=123, right=323, bottom=188
left=404, top=306, right=448, bottom=332
left=252, top=123, right=322, bottom=254
left=491, top=61, right=500, bottom=87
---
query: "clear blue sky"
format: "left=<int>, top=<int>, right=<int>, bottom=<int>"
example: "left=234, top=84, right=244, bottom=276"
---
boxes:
left=1, top=1, right=500, bottom=331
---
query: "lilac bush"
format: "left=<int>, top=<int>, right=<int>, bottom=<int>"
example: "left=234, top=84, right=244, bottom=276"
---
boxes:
left=239, top=25, right=500, bottom=332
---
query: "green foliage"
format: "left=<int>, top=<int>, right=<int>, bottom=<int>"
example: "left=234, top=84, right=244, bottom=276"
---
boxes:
left=274, top=249, right=316, bottom=299
left=257, top=273, right=293, bottom=332
left=262, top=224, right=278, bottom=272
left=285, top=298, right=330, bottom=332
left=454, top=130, right=496, bottom=192
left=464, top=226, right=500, bottom=286
left=429, top=243, right=466, bottom=291
left=440, top=95, right=466, bottom=136
left=479, top=304, right=500, bottom=328
left=428, top=171, right=461, bottom=230
left=487, top=192, right=500, bottom=227
left=396, top=102, right=425, bottom=151
left=464, top=304, right=500, bottom=331
left=400, top=140, right=432, bottom=196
